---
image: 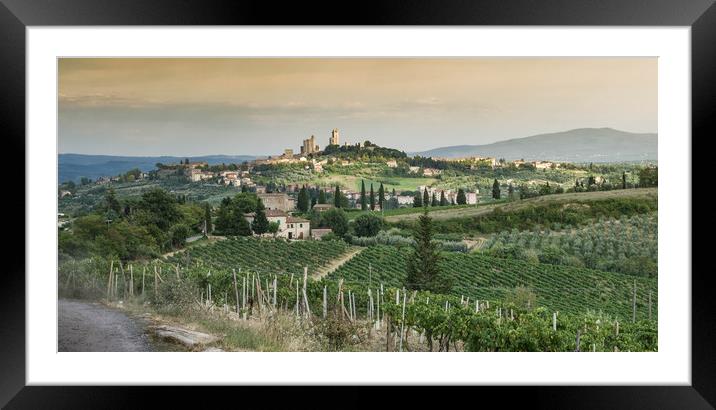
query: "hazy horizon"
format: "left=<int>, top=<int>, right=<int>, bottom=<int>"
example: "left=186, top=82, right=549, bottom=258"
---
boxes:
left=59, top=58, right=657, bottom=157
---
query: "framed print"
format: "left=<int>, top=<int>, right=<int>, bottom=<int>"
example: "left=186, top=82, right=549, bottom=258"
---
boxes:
left=2, top=0, right=714, bottom=407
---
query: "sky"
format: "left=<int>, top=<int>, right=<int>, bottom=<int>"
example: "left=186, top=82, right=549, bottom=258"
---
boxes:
left=58, top=58, right=657, bottom=157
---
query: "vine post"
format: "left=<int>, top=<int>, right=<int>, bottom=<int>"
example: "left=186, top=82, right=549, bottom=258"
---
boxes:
left=399, top=289, right=407, bottom=352
left=232, top=268, right=239, bottom=314
left=632, top=279, right=637, bottom=323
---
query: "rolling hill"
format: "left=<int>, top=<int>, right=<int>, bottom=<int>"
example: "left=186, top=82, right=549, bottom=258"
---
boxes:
left=59, top=154, right=257, bottom=183
left=410, top=128, right=657, bottom=162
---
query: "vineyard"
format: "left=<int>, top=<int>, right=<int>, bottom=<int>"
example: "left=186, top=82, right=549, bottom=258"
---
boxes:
left=483, top=213, right=657, bottom=276
left=58, top=257, right=657, bottom=352
left=327, top=245, right=657, bottom=320
left=165, top=237, right=352, bottom=276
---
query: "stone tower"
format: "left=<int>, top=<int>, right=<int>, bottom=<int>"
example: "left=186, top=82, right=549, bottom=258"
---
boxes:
left=329, top=128, right=340, bottom=146
left=302, top=135, right=319, bottom=154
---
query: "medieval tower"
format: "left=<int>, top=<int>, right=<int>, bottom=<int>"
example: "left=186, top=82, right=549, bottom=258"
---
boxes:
left=329, top=128, right=340, bottom=146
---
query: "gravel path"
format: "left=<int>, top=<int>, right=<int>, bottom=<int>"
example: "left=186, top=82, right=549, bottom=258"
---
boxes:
left=58, top=299, right=154, bottom=352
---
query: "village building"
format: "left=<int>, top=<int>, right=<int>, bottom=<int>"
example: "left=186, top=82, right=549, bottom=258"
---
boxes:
left=396, top=195, right=415, bottom=206
left=258, top=192, right=295, bottom=212
left=284, top=217, right=310, bottom=240
left=422, top=168, right=442, bottom=177
left=187, top=168, right=214, bottom=182
left=385, top=159, right=398, bottom=168
left=408, top=166, right=420, bottom=174
left=220, top=171, right=240, bottom=186
left=265, top=209, right=289, bottom=227
left=312, top=203, right=334, bottom=213
left=255, top=185, right=267, bottom=194
left=283, top=148, right=294, bottom=157
left=465, top=192, right=478, bottom=204
left=311, top=228, right=333, bottom=240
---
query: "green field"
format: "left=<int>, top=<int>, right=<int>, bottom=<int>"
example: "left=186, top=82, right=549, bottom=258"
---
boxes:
left=327, top=245, right=657, bottom=320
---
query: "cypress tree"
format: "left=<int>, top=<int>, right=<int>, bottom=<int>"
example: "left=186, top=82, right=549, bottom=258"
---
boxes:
left=318, top=189, right=326, bottom=204
left=423, top=187, right=430, bottom=206
left=431, top=192, right=438, bottom=207
left=236, top=213, right=252, bottom=236
left=405, top=209, right=451, bottom=293
left=334, top=185, right=341, bottom=208
left=251, top=199, right=269, bottom=235
left=439, top=190, right=447, bottom=206
left=456, top=188, right=466, bottom=205
left=378, top=183, right=385, bottom=210
left=203, top=202, right=212, bottom=235
left=622, top=172, right=627, bottom=189
left=492, top=179, right=501, bottom=199
left=413, top=191, right=423, bottom=207
left=297, top=185, right=309, bottom=212
left=360, top=180, right=367, bottom=211
left=508, top=183, right=515, bottom=199
left=241, top=184, right=248, bottom=193
left=370, top=183, right=376, bottom=211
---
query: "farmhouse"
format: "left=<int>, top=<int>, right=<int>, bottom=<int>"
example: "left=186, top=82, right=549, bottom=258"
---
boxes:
left=284, top=217, right=310, bottom=240
left=244, top=209, right=291, bottom=236
left=258, top=192, right=295, bottom=212
left=385, top=159, right=398, bottom=168
left=220, top=171, right=239, bottom=186
left=188, top=168, right=214, bottom=182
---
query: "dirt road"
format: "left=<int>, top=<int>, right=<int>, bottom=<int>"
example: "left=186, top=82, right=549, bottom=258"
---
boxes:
left=311, top=246, right=364, bottom=279
left=58, top=299, right=154, bottom=352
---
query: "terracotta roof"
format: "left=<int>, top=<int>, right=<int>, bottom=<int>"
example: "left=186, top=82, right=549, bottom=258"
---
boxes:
left=266, top=209, right=288, bottom=217
left=286, top=217, right=309, bottom=223
left=311, top=228, right=332, bottom=233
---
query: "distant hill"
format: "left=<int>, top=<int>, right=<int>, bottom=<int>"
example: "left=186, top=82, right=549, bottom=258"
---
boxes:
left=59, top=154, right=257, bottom=183
left=410, top=128, right=657, bottom=162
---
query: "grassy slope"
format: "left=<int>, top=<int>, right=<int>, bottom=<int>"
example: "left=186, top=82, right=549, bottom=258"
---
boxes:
left=327, top=245, right=657, bottom=321
left=384, top=188, right=658, bottom=222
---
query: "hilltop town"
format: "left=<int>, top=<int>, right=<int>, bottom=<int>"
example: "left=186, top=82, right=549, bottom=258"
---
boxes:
left=58, top=127, right=657, bottom=245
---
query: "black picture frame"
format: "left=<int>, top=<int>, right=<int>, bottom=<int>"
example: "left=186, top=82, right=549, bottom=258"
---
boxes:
left=2, top=0, right=713, bottom=407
